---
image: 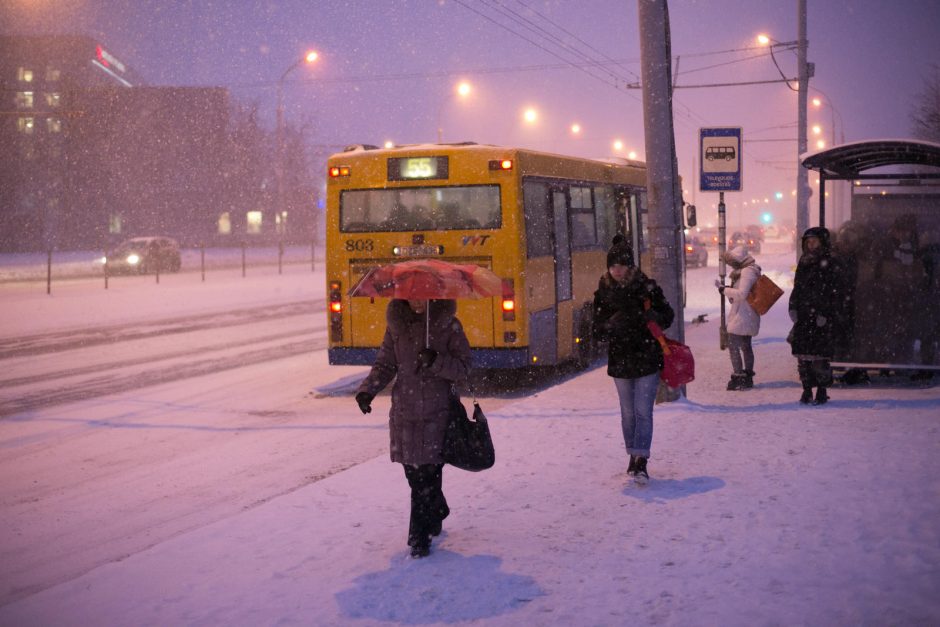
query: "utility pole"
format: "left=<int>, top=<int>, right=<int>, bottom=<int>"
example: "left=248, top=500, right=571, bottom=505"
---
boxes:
left=638, top=0, right=684, bottom=346
left=795, top=0, right=811, bottom=259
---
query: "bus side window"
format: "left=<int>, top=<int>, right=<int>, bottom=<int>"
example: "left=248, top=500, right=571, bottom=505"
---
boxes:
left=595, top=185, right=617, bottom=246
left=569, top=185, right=596, bottom=246
left=523, top=180, right=553, bottom=257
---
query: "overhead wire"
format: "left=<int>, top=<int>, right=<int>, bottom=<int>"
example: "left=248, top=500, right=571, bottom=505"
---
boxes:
left=451, top=0, right=638, bottom=99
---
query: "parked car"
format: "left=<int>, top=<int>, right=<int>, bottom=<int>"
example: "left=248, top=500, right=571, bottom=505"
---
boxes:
left=695, top=227, right=720, bottom=248
left=745, top=225, right=765, bottom=252
left=728, top=231, right=761, bottom=254
left=684, top=236, right=709, bottom=268
left=105, top=236, right=182, bottom=274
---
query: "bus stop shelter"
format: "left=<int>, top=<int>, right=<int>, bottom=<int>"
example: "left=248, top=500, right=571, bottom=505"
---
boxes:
left=801, top=139, right=940, bottom=376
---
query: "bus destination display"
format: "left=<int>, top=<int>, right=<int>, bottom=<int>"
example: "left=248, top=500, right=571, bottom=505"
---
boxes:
left=387, top=156, right=449, bottom=181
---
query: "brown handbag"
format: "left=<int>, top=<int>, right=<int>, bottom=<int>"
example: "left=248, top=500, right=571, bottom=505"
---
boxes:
left=746, top=274, right=784, bottom=315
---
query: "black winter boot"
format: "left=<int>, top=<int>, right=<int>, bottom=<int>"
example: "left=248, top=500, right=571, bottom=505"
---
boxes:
left=813, top=387, right=829, bottom=405
left=743, top=370, right=755, bottom=389
left=727, top=374, right=748, bottom=391
left=627, top=455, right=637, bottom=476
left=800, top=387, right=813, bottom=404
left=634, top=457, right=649, bottom=485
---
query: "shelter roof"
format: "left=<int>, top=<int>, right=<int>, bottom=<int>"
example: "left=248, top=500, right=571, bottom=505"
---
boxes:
left=801, top=139, right=940, bottom=179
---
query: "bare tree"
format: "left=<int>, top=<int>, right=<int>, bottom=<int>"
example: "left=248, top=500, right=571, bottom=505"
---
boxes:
left=911, top=64, right=940, bottom=143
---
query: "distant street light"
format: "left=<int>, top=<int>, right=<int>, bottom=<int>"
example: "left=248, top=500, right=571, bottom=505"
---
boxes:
left=437, top=80, right=472, bottom=143
left=570, top=123, right=581, bottom=135
left=523, top=107, right=538, bottom=125
left=276, top=49, right=319, bottom=236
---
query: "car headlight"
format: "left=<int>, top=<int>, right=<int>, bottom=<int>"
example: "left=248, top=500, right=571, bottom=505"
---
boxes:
left=127, top=254, right=140, bottom=265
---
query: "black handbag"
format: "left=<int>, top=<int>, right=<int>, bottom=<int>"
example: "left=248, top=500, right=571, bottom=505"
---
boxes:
left=442, top=394, right=495, bottom=472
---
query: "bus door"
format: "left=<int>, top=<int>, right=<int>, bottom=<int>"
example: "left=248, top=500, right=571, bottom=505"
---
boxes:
left=552, top=189, right=573, bottom=302
left=552, top=188, right=574, bottom=360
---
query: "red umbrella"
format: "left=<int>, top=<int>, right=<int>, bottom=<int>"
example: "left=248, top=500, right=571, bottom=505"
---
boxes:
left=348, top=259, right=501, bottom=300
left=348, top=259, right=502, bottom=347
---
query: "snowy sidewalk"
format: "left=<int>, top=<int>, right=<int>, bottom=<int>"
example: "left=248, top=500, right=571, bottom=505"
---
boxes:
left=2, top=320, right=939, bottom=625
left=1, top=253, right=939, bottom=626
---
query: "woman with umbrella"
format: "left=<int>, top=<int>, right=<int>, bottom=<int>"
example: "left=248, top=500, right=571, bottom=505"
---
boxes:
left=353, top=265, right=476, bottom=557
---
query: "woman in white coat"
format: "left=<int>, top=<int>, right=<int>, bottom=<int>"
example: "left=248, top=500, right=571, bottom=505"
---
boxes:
left=716, top=246, right=761, bottom=390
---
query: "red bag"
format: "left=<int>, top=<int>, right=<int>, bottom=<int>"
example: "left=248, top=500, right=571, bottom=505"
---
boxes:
left=646, top=317, right=695, bottom=388
left=659, top=337, right=695, bottom=387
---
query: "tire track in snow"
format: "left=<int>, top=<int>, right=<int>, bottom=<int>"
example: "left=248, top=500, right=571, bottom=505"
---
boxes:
left=0, top=299, right=324, bottom=359
left=0, top=336, right=327, bottom=417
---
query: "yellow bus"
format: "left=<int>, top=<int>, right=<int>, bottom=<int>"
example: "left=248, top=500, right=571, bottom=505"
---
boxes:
left=325, top=142, right=650, bottom=369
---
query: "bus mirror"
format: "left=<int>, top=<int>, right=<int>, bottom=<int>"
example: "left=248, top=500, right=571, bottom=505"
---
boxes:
left=686, top=204, right=697, bottom=227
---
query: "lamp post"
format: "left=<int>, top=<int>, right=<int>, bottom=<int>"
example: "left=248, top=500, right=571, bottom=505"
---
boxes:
left=437, top=81, right=472, bottom=143
left=276, top=49, right=318, bottom=238
left=812, top=89, right=846, bottom=224
left=757, top=0, right=811, bottom=259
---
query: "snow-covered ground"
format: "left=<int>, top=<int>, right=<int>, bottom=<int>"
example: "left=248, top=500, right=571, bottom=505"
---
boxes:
left=1, top=244, right=938, bottom=626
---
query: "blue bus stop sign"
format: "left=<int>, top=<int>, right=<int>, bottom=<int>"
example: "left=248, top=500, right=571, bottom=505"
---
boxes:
left=700, top=127, right=742, bottom=192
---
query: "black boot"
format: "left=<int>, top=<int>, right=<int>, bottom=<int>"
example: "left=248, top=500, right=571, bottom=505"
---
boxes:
left=743, top=370, right=755, bottom=389
left=800, top=387, right=813, bottom=404
left=813, top=387, right=829, bottom=405
left=627, top=455, right=637, bottom=476
left=634, top=457, right=649, bottom=485
left=410, top=541, right=430, bottom=558
left=727, top=374, right=747, bottom=391
left=430, top=502, right=449, bottom=537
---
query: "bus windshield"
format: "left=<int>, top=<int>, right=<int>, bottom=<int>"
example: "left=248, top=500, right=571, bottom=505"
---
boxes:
left=340, top=185, right=501, bottom=232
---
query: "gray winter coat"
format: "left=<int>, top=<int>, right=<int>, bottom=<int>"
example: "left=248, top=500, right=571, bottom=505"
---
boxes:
left=357, top=299, right=471, bottom=465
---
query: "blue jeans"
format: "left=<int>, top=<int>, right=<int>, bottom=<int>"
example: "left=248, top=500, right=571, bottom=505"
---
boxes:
left=613, top=372, right=659, bottom=458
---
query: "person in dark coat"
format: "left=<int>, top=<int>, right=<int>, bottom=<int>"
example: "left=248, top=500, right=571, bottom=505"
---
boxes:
left=592, top=234, right=675, bottom=484
left=789, top=227, right=845, bottom=405
left=355, top=298, right=471, bottom=558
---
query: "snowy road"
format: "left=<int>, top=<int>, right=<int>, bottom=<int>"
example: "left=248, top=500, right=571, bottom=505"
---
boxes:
left=0, top=299, right=325, bottom=416
left=0, top=269, right=393, bottom=606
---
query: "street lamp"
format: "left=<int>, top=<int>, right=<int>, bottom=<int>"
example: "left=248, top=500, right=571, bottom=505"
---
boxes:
left=437, top=80, right=472, bottom=143
left=811, top=88, right=846, bottom=223
left=276, top=49, right=318, bottom=237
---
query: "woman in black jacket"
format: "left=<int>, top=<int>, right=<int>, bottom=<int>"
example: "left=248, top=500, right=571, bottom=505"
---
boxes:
left=592, top=235, right=674, bottom=484
left=789, top=227, right=845, bottom=405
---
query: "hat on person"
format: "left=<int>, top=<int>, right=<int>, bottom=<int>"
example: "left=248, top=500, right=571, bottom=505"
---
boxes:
left=607, top=234, right=635, bottom=268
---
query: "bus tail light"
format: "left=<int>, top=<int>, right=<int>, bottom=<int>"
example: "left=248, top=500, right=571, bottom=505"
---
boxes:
left=329, top=165, right=351, bottom=178
left=488, top=159, right=513, bottom=171
left=329, top=280, right=343, bottom=341
left=501, top=278, right=515, bottom=321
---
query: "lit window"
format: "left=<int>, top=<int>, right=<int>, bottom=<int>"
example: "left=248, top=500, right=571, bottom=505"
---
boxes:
left=15, top=91, right=34, bottom=109
left=17, top=117, right=35, bottom=134
left=218, top=212, right=231, bottom=234
left=46, top=67, right=61, bottom=81
left=18, top=67, right=34, bottom=82
left=246, top=210, right=263, bottom=234
left=46, top=93, right=61, bottom=107
left=47, top=117, right=62, bottom=133
left=275, top=211, right=288, bottom=234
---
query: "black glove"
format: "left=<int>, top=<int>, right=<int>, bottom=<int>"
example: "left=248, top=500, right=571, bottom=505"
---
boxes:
left=416, top=348, right=437, bottom=370
left=355, top=392, right=373, bottom=414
